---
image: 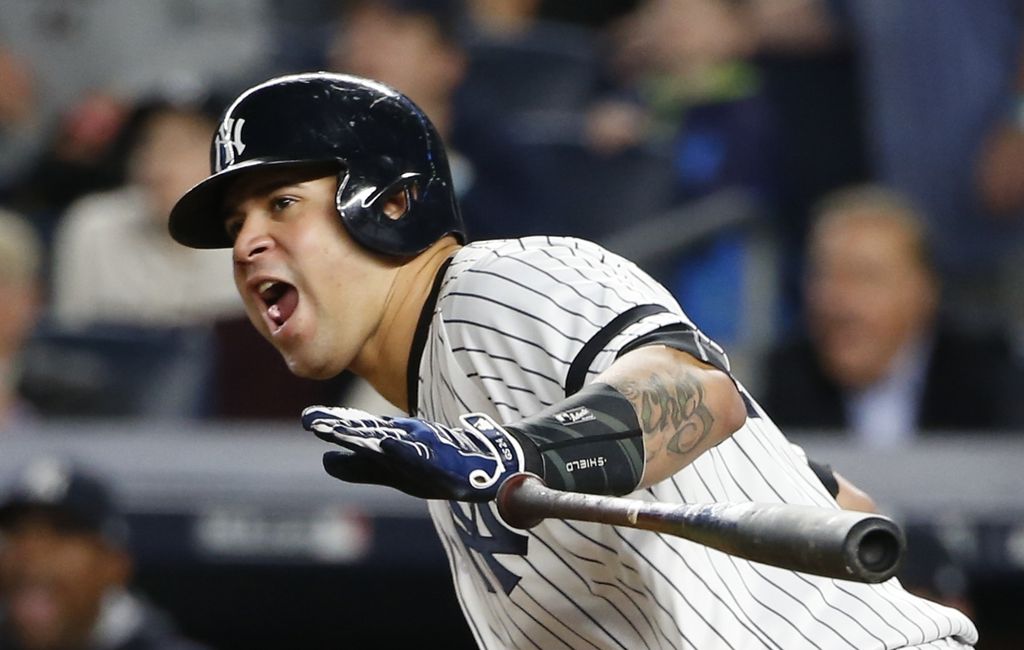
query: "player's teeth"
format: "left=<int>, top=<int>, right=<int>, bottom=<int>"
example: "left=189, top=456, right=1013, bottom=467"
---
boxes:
left=258, top=280, right=276, bottom=295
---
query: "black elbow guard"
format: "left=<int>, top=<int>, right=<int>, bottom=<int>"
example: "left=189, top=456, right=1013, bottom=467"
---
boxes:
left=505, top=383, right=645, bottom=496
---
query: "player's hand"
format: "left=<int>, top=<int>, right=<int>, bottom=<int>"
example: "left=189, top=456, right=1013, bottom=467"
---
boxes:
left=301, top=406, right=530, bottom=501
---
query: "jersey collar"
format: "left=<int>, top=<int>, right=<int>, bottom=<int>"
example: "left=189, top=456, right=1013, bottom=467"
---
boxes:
left=405, top=255, right=454, bottom=416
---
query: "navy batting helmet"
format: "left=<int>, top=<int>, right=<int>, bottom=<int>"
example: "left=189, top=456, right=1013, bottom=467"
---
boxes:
left=168, top=72, right=465, bottom=256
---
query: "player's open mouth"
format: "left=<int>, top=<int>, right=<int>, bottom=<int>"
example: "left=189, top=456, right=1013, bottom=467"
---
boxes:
left=257, top=279, right=299, bottom=331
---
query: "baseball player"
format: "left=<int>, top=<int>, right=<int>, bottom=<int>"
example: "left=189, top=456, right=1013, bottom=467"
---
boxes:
left=168, top=72, right=978, bottom=649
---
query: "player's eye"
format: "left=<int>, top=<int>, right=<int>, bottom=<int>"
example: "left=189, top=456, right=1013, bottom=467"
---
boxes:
left=270, top=195, right=297, bottom=212
left=224, top=214, right=245, bottom=241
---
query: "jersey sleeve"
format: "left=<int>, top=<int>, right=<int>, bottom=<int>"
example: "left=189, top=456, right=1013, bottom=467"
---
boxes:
left=441, top=237, right=721, bottom=402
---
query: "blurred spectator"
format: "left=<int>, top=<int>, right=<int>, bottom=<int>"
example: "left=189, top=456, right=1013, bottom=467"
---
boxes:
left=0, top=47, right=36, bottom=142
left=0, top=0, right=272, bottom=204
left=8, top=91, right=135, bottom=226
left=326, top=0, right=541, bottom=242
left=263, top=0, right=343, bottom=73
left=0, top=209, right=43, bottom=432
left=713, top=2, right=1024, bottom=334
left=464, top=0, right=538, bottom=36
left=735, top=0, right=870, bottom=333
left=460, top=0, right=608, bottom=121
left=588, top=0, right=780, bottom=345
left=827, top=0, right=1024, bottom=330
left=599, top=0, right=778, bottom=199
left=49, top=99, right=241, bottom=329
left=19, top=98, right=243, bottom=421
left=760, top=185, right=1024, bottom=445
left=0, top=457, right=212, bottom=650
left=327, top=0, right=468, bottom=151
left=0, top=47, right=42, bottom=196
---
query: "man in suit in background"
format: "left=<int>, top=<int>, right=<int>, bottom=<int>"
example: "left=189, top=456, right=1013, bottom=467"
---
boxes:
left=761, top=184, right=1024, bottom=444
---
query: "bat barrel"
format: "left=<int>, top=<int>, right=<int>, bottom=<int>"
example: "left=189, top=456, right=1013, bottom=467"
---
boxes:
left=496, top=474, right=906, bottom=584
left=677, top=501, right=906, bottom=583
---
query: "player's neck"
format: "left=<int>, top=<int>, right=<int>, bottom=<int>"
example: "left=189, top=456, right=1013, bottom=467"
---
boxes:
left=356, top=237, right=461, bottom=412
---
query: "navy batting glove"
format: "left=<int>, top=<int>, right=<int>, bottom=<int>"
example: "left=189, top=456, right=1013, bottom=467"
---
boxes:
left=301, top=407, right=531, bottom=501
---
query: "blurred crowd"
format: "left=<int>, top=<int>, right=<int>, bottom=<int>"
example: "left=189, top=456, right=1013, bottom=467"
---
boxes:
left=2, top=0, right=1024, bottom=646
left=4, top=0, right=1024, bottom=432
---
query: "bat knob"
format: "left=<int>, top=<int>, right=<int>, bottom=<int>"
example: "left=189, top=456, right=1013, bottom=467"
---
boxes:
left=496, top=473, right=548, bottom=530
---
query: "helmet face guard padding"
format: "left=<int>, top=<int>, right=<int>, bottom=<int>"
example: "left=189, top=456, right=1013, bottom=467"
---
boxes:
left=168, top=73, right=465, bottom=256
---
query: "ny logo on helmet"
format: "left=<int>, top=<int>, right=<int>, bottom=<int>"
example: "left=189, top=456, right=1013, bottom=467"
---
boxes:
left=215, top=117, right=246, bottom=170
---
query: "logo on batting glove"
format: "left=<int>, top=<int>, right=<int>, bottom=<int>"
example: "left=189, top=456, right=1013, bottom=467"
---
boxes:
left=458, top=413, right=526, bottom=492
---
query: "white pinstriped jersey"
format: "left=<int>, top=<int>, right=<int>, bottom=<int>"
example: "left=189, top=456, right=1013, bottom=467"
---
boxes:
left=410, top=236, right=978, bottom=650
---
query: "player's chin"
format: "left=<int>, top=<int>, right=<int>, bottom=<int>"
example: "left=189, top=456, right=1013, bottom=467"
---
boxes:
left=280, top=345, right=346, bottom=380
left=283, top=359, right=324, bottom=379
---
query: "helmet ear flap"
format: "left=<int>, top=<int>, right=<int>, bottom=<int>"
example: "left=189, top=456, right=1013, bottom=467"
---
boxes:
left=336, top=170, right=431, bottom=254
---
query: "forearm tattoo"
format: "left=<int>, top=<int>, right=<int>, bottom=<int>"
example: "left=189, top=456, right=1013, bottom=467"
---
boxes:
left=612, top=367, right=715, bottom=461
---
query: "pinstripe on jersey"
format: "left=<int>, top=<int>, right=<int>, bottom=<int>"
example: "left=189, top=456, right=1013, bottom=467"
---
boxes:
left=410, top=236, right=978, bottom=650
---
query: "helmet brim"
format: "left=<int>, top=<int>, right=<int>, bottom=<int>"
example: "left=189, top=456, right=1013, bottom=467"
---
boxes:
left=168, top=158, right=341, bottom=249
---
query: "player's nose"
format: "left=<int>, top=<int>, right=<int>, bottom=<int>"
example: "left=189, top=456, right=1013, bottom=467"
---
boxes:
left=232, top=214, right=274, bottom=263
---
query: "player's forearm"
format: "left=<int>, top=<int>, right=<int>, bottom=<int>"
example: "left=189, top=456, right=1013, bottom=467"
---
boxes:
left=307, top=345, right=746, bottom=502
left=599, top=345, right=747, bottom=488
left=505, top=345, right=746, bottom=496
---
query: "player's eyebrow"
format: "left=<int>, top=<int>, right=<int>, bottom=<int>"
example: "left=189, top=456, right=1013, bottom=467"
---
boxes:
left=224, top=177, right=292, bottom=209
left=221, top=173, right=318, bottom=220
left=222, top=162, right=342, bottom=214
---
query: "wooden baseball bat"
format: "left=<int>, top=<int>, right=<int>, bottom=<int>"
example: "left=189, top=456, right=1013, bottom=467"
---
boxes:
left=496, top=473, right=904, bottom=584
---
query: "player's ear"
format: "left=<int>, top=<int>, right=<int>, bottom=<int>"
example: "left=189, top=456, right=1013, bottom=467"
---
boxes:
left=382, top=187, right=409, bottom=221
left=378, top=177, right=421, bottom=222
